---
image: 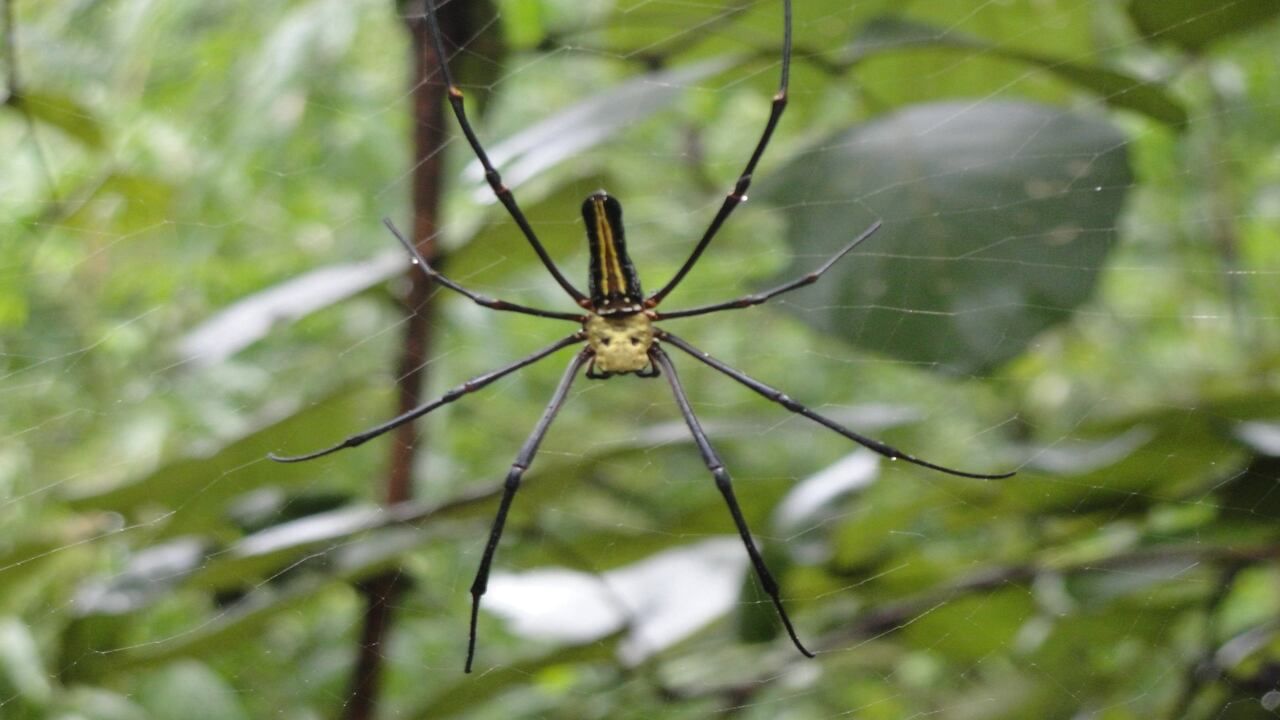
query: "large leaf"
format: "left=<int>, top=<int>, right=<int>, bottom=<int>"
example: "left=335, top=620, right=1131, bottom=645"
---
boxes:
left=1127, top=0, right=1280, bottom=52
left=852, top=17, right=1187, bottom=128
left=757, top=100, right=1132, bottom=373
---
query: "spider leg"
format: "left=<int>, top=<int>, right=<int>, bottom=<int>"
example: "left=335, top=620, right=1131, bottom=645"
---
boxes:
left=423, top=1, right=588, bottom=305
left=647, top=0, right=793, bottom=307
left=658, top=332, right=1016, bottom=480
left=635, top=363, right=661, bottom=378
left=383, top=219, right=585, bottom=322
left=585, top=359, right=612, bottom=380
left=268, top=333, right=584, bottom=463
left=649, top=345, right=814, bottom=659
left=655, top=221, right=881, bottom=320
left=466, top=348, right=591, bottom=673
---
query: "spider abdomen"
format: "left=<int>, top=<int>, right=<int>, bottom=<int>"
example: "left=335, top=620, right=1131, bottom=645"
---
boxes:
left=585, top=312, right=654, bottom=374
left=583, top=192, right=644, bottom=315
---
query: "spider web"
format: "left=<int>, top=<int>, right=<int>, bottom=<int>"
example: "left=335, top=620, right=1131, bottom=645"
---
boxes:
left=3, top=0, right=1280, bottom=718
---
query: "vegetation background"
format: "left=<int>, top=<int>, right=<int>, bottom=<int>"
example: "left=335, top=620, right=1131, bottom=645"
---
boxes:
left=3, top=0, right=1280, bottom=717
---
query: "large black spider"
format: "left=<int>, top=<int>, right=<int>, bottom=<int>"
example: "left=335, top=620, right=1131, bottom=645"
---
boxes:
left=270, top=0, right=1013, bottom=672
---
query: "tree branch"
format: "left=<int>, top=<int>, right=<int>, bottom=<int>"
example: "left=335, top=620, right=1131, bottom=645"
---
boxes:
left=342, top=1, right=463, bottom=717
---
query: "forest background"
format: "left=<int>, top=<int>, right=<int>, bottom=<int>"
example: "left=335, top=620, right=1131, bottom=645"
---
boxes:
left=3, top=0, right=1280, bottom=718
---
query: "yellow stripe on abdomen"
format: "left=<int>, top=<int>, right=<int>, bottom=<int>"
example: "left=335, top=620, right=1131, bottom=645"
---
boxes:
left=593, top=196, right=629, bottom=297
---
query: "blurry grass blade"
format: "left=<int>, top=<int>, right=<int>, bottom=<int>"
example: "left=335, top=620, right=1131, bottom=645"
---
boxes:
left=175, top=250, right=404, bottom=368
left=757, top=100, right=1131, bottom=374
left=1127, top=0, right=1280, bottom=52
left=464, top=56, right=736, bottom=201
left=853, top=17, right=1187, bottom=128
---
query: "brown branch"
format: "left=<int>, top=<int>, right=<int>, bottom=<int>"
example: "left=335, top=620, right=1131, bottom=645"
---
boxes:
left=342, top=1, right=464, bottom=717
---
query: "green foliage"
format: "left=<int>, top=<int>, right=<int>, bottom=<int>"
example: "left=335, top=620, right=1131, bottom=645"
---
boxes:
left=3, top=0, right=1280, bottom=718
left=760, top=100, right=1131, bottom=373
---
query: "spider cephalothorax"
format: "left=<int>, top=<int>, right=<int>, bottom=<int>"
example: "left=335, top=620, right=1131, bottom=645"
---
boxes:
left=585, top=312, right=655, bottom=376
left=271, top=0, right=1013, bottom=673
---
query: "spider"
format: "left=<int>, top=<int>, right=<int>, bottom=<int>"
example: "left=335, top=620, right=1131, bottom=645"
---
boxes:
left=270, top=0, right=1013, bottom=672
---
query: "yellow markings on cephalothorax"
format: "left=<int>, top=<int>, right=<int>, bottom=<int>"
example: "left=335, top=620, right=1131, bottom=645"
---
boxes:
left=591, top=196, right=629, bottom=298
left=585, top=312, right=654, bottom=374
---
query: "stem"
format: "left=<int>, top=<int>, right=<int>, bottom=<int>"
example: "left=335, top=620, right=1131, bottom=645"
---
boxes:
left=342, top=1, right=461, bottom=717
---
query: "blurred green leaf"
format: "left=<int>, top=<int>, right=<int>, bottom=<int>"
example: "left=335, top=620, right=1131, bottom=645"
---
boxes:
left=1007, top=391, right=1278, bottom=514
left=64, top=388, right=381, bottom=538
left=759, top=100, right=1131, bottom=374
left=498, top=0, right=544, bottom=49
left=175, top=250, right=404, bottom=368
left=461, top=55, right=736, bottom=202
left=73, top=539, right=208, bottom=617
left=413, top=638, right=619, bottom=717
left=854, top=17, right=1188, bottom=128
left=138, top=661, right=248, bottom=720
left=0, top=616, right=53, bottom=709
left=56, top=686, right=149, bottom=720
left=75, top=527, right=423, bottom=675
left=901, top=588, right=1033, bottom=662
left=1234, top=421, right=1280, bottom=457
left=8, top=91, right=105, bottom=147
left=177, top=408, right=844, bottom=595
left=1127, top=0, right=1280, bottom=52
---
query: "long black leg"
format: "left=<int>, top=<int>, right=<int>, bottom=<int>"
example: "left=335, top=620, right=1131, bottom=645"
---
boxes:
left=268, top=334, right=584, bottom=463
left=423, top=0, right=588, bottom=305
left=659, top=332, right=1015, bottom=480
left=649, top=345, right=814, bottom=659
left=655, top=221, right=881, bottom=320
left=383, top=219, right=585, bottom=322
left=466, top=349, right=591, bottom=673
left=647, top=0, right=792, bottom=306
